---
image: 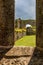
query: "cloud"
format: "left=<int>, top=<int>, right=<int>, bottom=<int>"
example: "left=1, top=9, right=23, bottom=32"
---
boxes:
left=15, top=0, right=36, bottom=20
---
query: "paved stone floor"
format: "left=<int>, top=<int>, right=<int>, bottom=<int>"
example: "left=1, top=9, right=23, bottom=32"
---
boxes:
left=0, top=47, right=43, bottom=65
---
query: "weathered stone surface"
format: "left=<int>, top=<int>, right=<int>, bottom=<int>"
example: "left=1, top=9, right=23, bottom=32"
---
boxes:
left=36, top=0, right=43, bottom=48
left=28, top=48, right=43, bottom=65
left=15, top=31, right=26, bottom=41
left=0, top=47, right=34, bottom=65
left=0, top=0, right=14, bottom=46
left=0, top=57, right=31, bottom=65
left=0, top=47, right=43, bottom=65
left=5, top=47, right=34, bottom=56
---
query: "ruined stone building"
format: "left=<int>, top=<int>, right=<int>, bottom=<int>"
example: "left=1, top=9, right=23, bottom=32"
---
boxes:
left=15, top=18, right=36, bottom=29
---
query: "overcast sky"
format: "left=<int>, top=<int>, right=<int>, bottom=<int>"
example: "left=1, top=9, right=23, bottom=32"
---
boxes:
left=15, top=0, right=36, bottom=20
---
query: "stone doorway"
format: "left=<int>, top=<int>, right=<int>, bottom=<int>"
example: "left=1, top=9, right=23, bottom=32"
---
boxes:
left=0, top=0, right=43, bottom=49
left=0, top=0, right=43, bottom=52
left=15, top=0, right=36, bottom=46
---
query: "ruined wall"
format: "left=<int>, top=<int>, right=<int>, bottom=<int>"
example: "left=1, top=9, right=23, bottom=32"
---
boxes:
left=0, top=0, right=14, bottom=46
left=15, top=31, right=26, bottom=41
left=36, top=0, right=43, bottom=48
left=15, top=19, right=36, bottom=28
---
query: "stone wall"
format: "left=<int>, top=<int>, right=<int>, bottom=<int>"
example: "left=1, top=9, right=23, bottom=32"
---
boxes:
left=15, top=31, right=26, bottom=41
left=36, top=0, right=43, bottom=48
left=0, top=0, right=14, bottom=46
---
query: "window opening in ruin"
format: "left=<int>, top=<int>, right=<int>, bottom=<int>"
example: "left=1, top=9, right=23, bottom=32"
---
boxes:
left=15, top=0, right=36, bottom=46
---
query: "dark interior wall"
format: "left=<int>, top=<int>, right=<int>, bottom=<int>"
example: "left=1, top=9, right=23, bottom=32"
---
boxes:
left=36, top=0, right=43, bottom=48
left=0, top=0, right=14, bottom=46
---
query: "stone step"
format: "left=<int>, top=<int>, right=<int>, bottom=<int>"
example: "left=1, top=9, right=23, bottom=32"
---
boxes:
left=5, top=46, right=35, bottom=56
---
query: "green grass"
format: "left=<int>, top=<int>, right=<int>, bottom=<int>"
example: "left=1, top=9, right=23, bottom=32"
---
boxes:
left=15, top=35, right=36, bottom=47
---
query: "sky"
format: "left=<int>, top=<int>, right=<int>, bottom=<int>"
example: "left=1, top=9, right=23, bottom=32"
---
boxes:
left=15, top=0, right=36, bottom=20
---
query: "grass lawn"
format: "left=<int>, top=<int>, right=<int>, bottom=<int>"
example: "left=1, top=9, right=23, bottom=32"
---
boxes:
left=15, top=35, right=36, bottom=47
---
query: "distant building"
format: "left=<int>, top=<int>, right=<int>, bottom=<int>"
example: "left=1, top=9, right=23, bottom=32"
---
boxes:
left=15, top=18, right=36, bottom=29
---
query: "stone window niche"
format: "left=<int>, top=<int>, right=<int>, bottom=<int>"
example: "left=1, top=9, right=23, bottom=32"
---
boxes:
left=15, top=0, right=36, bottom=47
